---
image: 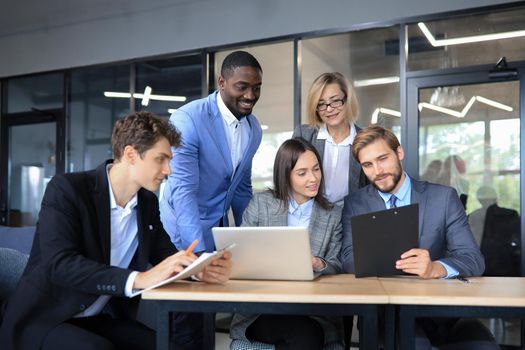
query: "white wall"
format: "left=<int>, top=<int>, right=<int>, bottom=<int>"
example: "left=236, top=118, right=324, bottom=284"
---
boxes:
left=0, top=0, right=518, bottom=77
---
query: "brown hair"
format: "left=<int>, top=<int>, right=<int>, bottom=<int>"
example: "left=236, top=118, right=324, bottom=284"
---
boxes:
left=111, top=111, right=181, bottom=161
left=306, top=72, right=359, bottom=128
left=270, top=138, right=332, bottom=210
left=352, top=125, right=400, bottom=163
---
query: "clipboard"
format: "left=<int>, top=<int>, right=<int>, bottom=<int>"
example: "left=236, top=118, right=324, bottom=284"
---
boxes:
left=130, top=243, right=236, bottom=297
left=351, top=204, right=419, bottom=278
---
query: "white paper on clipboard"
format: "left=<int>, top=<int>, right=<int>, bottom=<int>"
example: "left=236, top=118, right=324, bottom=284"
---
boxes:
left=130, top=243, right=236, bottom=297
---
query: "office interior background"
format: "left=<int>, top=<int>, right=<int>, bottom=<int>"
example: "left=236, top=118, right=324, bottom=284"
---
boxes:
left=1, top=0, right=524, bottom=346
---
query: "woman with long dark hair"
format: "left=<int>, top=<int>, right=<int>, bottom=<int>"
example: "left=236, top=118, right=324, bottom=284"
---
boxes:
left=230, top=138, right=343, bottom=350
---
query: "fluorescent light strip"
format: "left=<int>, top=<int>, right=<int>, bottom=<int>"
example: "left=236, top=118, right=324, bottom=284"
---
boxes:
left=104, top=92, right=131, bottom=98
left=168, top=109, right=177, bottom=114
left=371, top=107, right=401, bottom=124
left=354, top=76, right=400, bottom=87
left=418, top=22, right=525, bottom=47
left=418, top=95, right=513, bottom=118
left=261, top=124, right=269, bottom=130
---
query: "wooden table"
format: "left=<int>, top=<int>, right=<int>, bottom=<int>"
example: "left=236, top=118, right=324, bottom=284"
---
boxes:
left=379, top=276, right=525, bottom=350
left=142, top=274, right=388, bottom=350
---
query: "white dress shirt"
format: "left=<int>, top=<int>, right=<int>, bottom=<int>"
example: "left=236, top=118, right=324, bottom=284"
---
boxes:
left=317, top=123, right=356, bottom=206
left=75, top=165, right=139, bottom=317
left=217, top=92, right=251, bottom=176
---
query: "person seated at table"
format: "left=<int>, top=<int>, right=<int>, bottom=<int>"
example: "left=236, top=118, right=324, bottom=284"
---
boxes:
left=230, top=138, right=344, bottom=350
left=341, top=125, right=499, bottom=350
left=0, top=111, right=232, bottom=350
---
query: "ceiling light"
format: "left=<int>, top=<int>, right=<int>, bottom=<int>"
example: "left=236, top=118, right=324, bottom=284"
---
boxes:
left=168, top=109, right=177, bottom=114
left=418, top=95, right=513, bottom=118
left=261, top=125, right=269, bottom=130
left=354, top=76, right=400, bottom=88
left=371, top=108, right=401, bottom=124
left=104, top=86, right=187, bottom=105
left=418, top=22, right=525, bottom=47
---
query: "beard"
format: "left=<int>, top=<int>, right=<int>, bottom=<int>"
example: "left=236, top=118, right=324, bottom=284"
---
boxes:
left=370, top=159, right=403, bottom=193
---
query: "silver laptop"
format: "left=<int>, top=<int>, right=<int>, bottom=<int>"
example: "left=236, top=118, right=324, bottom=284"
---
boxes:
left=212, top=226, right=319, bottom=281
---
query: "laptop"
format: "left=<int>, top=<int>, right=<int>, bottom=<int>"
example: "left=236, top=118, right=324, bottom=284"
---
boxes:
left=212, top=226, right=320, bottom=281
left=351, top=203, right=419, bottom=278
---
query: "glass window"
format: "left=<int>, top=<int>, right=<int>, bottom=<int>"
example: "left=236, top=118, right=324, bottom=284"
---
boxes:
left=7, top=73, right=63, bottom=114
left=407, top=6, right=525, bottom=71
left=69, top=65, right=130, bottom=172
left=215, top=42, right=294, bottom=190
left=8, top=122, right=56, bottom=226
left=301, top=27, right=400, bottom=133
left=135, top=55, right=204, bottom=117
left=419, top=81, right=520, bottom=279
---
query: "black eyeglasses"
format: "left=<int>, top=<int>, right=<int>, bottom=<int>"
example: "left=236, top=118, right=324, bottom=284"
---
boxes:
left=316, top=98, right=346, bottom=112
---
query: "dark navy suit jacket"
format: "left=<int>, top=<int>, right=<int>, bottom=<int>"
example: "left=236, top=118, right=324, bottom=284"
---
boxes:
left=341, top=178, right=484, bottom=276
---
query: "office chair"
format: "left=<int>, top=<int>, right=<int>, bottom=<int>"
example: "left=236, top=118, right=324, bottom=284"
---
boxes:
left=0, top=247, right=28, bottom=300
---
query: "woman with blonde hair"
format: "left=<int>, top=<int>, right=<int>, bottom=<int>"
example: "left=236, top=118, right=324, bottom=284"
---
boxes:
left=293, top=72, right=367, bottom=206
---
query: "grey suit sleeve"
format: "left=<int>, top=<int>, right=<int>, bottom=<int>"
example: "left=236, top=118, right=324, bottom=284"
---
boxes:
left=320, top=208, right=343, bottom=275
left=341, top=195, right=356, bottom=273
left=240, top=195, right=260, bottom=227
left=440, top=188, right=485, bottom=276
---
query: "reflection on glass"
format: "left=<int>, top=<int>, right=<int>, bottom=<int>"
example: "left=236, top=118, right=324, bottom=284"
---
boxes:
left=418, top=81, right=520, bottom=279
left=7, top=73, right=63, bottom=114
left=216, top=43, right=294, bottom=191
left=301, top=27, right=400, bottom=129
left=9, top=122, right=56, bottom=226
left=136, top=55, right=203, bottom=117
left=70, top=65, right=130, bottom=172
left=407, top=6, right=525, bottom=71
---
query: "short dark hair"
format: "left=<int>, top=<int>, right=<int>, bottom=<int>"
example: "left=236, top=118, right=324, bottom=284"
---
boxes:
left=352, top=125, right=400, bottom=163
left=220, top=51, right=262, bottom=79
left=270, top=138, right=332, bottom=210
left=111, top=111, right=181, bottom=161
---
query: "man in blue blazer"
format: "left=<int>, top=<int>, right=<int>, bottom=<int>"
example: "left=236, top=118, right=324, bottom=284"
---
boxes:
left=160, top=51, right=263, bottom=253
left=0, top=112, right=232, bottom=350
left=342, top=126, right=497, bottom=349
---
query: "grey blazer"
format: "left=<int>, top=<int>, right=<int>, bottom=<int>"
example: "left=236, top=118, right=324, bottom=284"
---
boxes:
left=292, top=124, right=368, bottom=196
left=341, top=178, right=485, bottom=276
left=230, top=191, right=343, bottom=343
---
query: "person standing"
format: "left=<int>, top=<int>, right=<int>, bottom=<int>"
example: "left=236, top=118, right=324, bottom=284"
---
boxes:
left=293, top=72, right=367, bottom=207
left=160, top=50, right=263, bottom=253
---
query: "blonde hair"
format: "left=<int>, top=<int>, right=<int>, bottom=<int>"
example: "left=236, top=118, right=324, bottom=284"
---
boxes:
left=306, top=72, right=359, bottom=129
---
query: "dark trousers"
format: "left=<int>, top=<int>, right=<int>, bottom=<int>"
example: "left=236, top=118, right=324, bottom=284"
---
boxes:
left=416, top=317, right=499, bottom=350
left=246, top=314, right=325, bottom=350
left=41, top=314, right=155, bottom=350
left=171, top=312, right=204, bottom=350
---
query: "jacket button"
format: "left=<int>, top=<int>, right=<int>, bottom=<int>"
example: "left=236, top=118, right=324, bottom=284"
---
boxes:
left=111, top=285, right=116, bottom=291
left=80, top=304, right=86, bottom=311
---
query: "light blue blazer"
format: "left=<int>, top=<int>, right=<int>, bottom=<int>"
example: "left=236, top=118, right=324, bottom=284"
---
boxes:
left=160, top=91, right=262, bottom=252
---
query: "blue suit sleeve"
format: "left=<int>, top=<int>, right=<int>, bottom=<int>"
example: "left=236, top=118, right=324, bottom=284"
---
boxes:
left=160, top=110, right=206, bottom=252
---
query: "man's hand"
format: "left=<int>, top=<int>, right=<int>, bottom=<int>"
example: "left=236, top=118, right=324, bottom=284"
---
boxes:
left=133, top=251, right=196, bottom=289
left=312, top=256, right=326, bottom=271
left=197, top=250, right=232, bottom=284
left=395, top=248, right=446, bottom=279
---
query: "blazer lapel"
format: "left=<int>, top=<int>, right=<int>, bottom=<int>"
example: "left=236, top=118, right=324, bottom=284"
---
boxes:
left=205, top=92, right=233, bottom=172
left=134, top=190, right=150, bottom=270
left=411, top=179, right=428, bottom=237
left=93, top=161, right=112, bottom=263
left=312, top=135, right=326, bottom=160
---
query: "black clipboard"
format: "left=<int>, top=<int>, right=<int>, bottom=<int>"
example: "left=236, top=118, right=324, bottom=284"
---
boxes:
left=351, top=203, right=419, bottom=278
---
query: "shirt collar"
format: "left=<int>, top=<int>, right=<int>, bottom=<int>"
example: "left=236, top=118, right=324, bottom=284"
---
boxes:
left=217, top=91, right=242, bottom=126
left=106, top=164, right=138, bottom=211
left=316, top=123, right=356, bottom=146
left=288, top=198, right=315, bottom=215
left=377, top=172, right=411, bottom=204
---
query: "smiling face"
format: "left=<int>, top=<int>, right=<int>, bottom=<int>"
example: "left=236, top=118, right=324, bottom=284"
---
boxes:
left=218, top=66, right=262, bottom=119
left=358, top=139, right=405, bottom=194
left=317, top=83, right=347, bottom=128
left=129, top=137, right=172, bottom=192
left=289, top=150, right=322, bottom=204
